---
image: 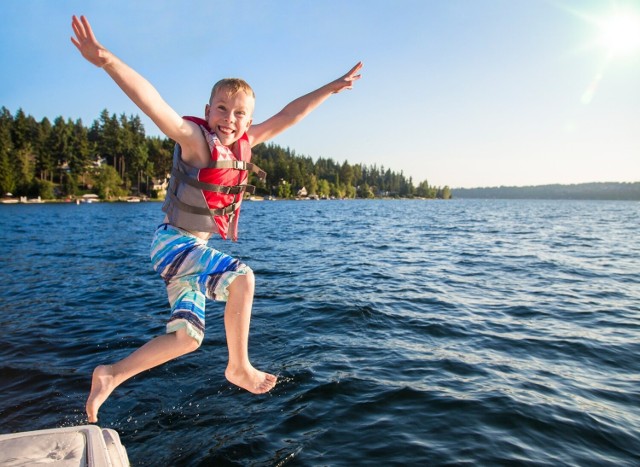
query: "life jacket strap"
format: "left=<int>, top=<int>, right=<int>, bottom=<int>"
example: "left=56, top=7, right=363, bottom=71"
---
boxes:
left=171, top=168, right=256, bottom=195
left=168, top=190, right=238, bottom=217
left=207, top=160, right=267, bottom=181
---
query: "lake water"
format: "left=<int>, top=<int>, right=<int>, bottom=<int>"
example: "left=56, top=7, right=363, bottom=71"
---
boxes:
left=0, top=199, right=639, bottom=466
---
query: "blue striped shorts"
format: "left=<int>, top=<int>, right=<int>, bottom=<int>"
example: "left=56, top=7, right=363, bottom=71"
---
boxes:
left=150, top=224, right=251, bottom=345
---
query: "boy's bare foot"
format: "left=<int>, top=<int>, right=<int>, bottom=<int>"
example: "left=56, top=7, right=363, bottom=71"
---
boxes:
left=225, top=365, right=277, bottom=394
left=86, top=365, right=116, bottom=423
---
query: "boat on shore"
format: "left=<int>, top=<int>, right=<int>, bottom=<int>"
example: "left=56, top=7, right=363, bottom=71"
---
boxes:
left=0, top=196, right=44, bottom=204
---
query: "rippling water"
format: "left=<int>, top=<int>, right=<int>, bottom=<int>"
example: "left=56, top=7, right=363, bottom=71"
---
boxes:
left=1, top=199, right=639, bottom=466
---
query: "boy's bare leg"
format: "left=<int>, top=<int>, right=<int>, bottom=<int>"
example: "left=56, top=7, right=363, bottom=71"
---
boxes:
left=86, top=328, right=199, bottom=423
left=87, top=270, right=276, bottom=423
left=224, top=270, right=277, bottom=393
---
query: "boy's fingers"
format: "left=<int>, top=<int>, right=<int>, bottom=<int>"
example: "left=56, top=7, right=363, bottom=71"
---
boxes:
left=72, top=16, right=86, bottom=41
left=81, top=16, right=98, bottom=42
left=344, top=62, right=363, bottom=81
left=71, top=15, right=96, bottom=44
left=349, top=61, right=363, bottom=75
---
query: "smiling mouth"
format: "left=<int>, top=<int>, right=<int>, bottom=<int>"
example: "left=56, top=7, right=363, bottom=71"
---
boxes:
left=217, top=125, right=234, bottom=136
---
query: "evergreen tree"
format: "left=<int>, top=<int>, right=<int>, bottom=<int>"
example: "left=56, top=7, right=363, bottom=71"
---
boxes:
left=0, top=107, right=15, bottom=194
left=146, top=136, right=172, bottom=180
left=97, top=110, right=121, bottom=168
left=11, top=108, right=37, bottom=153
left=69, top=119, right=91, bottom=179
left=36, top=117, right=54, bottom=182
left=120, top=114, right=148, bottom=192
left=48, top=116, right=72, bottom=183
left=14, top=144, right=35, bottom=194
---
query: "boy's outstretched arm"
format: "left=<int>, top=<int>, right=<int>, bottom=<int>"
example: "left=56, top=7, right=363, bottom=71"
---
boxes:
left=248, top=62, right=363, bottom=147
left=70, top=15, right=196, bottom=146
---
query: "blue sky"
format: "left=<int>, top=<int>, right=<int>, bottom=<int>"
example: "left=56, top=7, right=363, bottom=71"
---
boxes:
left=1, top=0, right=639, bottom=188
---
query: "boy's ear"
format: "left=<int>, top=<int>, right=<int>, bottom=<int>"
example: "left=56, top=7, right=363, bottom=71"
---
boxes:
left=204, top=104, right=210, bottom=119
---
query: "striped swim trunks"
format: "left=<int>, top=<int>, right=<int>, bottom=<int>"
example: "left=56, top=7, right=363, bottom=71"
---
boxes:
left=150, top=223, right=251, bottom=345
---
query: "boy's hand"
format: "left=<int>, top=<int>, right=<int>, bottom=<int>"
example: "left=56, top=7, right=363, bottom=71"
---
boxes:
left=71, top=15, right=111, bottom=68
left=329, top=61, right=363, bottom=94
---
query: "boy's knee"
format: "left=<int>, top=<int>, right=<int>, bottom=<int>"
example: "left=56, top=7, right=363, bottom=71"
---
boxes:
left=230, top=269, right=255, bottom=294
left=174, top=328, right=201, bottom=352
left=244, top=268, right=255, bottom=288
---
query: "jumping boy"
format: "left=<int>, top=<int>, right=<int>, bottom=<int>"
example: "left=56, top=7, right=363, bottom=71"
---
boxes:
left=71, top=15, right=362, bottom=423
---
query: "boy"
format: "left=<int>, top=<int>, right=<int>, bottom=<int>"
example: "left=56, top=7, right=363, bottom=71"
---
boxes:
left=71, top=15, right=362, bottom=423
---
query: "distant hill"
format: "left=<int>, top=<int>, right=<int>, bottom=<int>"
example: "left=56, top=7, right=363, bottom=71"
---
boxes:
left=452, top=182, right=640, bottom=201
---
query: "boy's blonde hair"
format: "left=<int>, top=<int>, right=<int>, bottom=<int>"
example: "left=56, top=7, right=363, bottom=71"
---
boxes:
left=210, top=78, right=255, bottom=103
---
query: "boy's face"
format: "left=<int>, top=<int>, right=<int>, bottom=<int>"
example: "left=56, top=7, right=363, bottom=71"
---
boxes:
left=205, top=87, right=254, bottom=147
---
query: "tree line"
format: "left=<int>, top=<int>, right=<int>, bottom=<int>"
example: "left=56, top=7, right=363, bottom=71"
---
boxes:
left=453, top=183, right=640, bottom=201
left=0, top=107, right=450, bottom=200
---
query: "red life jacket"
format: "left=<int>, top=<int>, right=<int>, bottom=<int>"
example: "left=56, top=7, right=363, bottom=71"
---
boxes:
left=162, top=116, right=266, bottom=241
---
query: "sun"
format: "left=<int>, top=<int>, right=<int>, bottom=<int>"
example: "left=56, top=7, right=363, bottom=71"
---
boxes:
left=556, top=2, right=640, bottom=103
left=597, top=11, right=640, bottom=57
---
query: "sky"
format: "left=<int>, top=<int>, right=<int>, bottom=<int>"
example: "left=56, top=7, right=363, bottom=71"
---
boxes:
left=1, top=0, right=639, bottom=188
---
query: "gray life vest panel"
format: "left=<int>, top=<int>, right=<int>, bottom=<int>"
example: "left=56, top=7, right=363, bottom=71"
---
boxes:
left=161, top=118, right=266, bottom=240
